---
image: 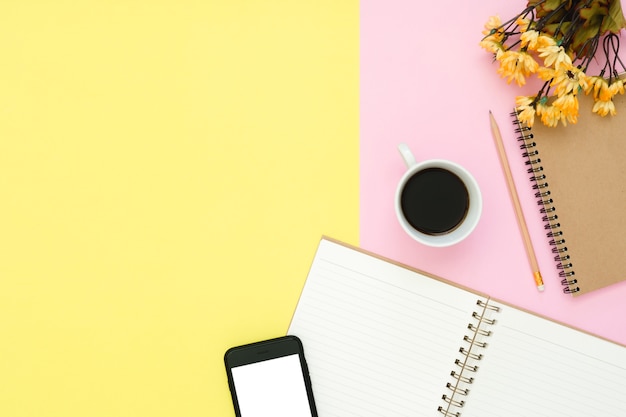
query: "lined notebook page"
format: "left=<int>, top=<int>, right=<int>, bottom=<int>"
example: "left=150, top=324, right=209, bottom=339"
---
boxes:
left=462, top=299, right=626, bottom=417
left=289, top=239, right=626, bottom=416
left=288, top=239, right=485, bottom=417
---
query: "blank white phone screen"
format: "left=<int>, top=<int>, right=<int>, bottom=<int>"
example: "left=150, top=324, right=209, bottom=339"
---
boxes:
left=231, top=354, right=313, bottom=417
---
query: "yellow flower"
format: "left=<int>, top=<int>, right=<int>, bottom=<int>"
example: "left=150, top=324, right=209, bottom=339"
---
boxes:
left=538, top=43, right=573, bottom=70
left=480, top=15, right=505, bottom=57
left=479, top=35, right=504, bottom=57
left=516, top=95, right=534, bottom=107
left=482, top=15, right=503, bottom=36
left=553, top=93, right=578, bottom=114
left=584, top=75, right=603, bottom=95
left=553, top=93, right=579, bottom=124
left=537, top=66, right=556, bottom=82
left=516, top=17, right=531, bottom=33
left=610, top=78, right=625, bottom=96
left=564, top=111, right=578, bottom=125
left=515, top=95, right=537, bottom=127
left=586, top=76, right=612, bottom=101
left=552, top=67, right=586, bottom=97
left=520, top=30, right=540, bottom=51
left=536, top=34, right=557, bottom=49
left=592, top=99, right=617, bottom=116
left=539, top=104, right=562, bottom=127
left=577, top=71, right=592, bottom=92
left=497, top=50, right=539, bottom=86
left=480, top=4, right=626, bottom=127
left=536, top=99, right=548, bottom=116
left=587, top=79, right=622, bottom=116
left=480, top=15, right=505, bottom=58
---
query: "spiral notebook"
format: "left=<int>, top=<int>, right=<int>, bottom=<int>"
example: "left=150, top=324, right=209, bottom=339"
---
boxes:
left=512, top=91, right=626, bottom=295
left=288, top=237, right=626, bottom=417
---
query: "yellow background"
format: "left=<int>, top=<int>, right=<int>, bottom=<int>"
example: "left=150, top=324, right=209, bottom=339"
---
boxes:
left=0, top=1, right=358, bottom=415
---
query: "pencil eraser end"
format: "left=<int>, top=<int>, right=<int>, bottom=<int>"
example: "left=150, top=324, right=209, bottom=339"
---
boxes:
left=537, top=285, right=545, bottom=292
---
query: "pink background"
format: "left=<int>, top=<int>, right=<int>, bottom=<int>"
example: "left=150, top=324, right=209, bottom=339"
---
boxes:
left=360, top=0, right=626, bottom=345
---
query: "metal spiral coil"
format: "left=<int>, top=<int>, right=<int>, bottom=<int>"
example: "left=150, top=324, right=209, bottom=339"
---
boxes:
left=562, top=277, right=578, bottom=286
left=459, top=346, right=484, bottom=360
left=546, top=229, right=562, bottom=238
left=472, top=311, right=496, bottom=325
left=450, top=371, right=474, bottom=384
left=446, top=382, right=469, bottom=396
left=463, top=335, right=488, bottom=348
left=437, top=407, right=461, bottom=417
left=437, top=299, right=500, bottom=416
left=511, top=111, right=578, bottom=294
left=442, top=395, right=465, bottom=408
left=455, top=358, right=479, bottom=372
left=544, top=222, right=560, bottom=230
left=476, top=299, right=500, bottom=311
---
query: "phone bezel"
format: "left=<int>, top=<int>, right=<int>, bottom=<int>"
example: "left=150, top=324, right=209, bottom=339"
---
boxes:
left=224, top=335, right=318, bottom=417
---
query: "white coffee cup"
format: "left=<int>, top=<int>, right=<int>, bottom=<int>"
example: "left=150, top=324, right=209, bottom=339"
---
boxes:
left=395, top=143, right=482, bottom=247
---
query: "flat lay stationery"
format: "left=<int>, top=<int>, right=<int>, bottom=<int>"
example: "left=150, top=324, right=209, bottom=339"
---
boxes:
left=512, top=89, right=626, bottom=296
left=360, top=0, right=626, bottom=349
left=289, top=237, right=626, bottom=417
left=490, top=111, right=544, bottom=292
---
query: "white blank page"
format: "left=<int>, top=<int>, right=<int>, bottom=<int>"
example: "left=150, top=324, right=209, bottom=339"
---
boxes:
left=289, top=239, right=626, bottom=416
left=462, top=299, right=626, bottom=417
left=288, top=239, right=486, bottom=417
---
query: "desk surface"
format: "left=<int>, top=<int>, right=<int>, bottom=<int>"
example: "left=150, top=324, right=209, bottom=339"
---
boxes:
left=361, top=0, right=626, bottom=348
left=0, top=2, right=358, bottom=416
left=1, top=2, right=625, bottom=417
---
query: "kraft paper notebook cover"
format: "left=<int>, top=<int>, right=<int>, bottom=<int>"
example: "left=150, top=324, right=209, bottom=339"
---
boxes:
left=288, top=238, right=626, bottom=417
left=512, top=91, right=626, bottom=296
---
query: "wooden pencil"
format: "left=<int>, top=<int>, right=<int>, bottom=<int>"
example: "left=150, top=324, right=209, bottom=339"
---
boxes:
left=489, top=111, right=545, bottom=291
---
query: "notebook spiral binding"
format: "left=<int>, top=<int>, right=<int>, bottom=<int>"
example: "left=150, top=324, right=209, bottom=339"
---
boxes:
left=437, top=299, right=500, bottom=417
left=511, top=111, right=580, bottom=294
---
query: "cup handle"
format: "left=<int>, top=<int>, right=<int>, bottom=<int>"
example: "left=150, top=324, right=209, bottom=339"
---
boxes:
left=398, top=143, right=417, bottom=168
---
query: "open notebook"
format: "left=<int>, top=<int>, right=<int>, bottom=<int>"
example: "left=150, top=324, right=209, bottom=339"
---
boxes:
left=288, top=238, right=626, bottom=417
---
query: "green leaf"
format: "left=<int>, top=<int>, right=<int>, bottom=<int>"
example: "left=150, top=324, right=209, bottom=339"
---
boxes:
left=602, top=0, right=626, bottom=33
left=544, top=0, right=567, bottom=11
left=543, top=23, right=559, bottom=37
left=559, top=21, right=572, bottom=38
left=529, top=0, right=565, bottom=18
left=579, top=3, right=608, bottom=23
left=527, top=0, right=545, bottom=10
left=543, top=22, right=571, bottom=38
left=571, top=22, right=601, bottom=57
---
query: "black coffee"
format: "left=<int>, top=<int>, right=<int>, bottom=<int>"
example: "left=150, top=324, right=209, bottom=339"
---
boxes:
left=400, top=167, right=469, bottom=235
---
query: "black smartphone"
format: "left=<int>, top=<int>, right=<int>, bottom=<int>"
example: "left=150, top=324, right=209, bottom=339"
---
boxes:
left=224, top=335, right=318, bottom=417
